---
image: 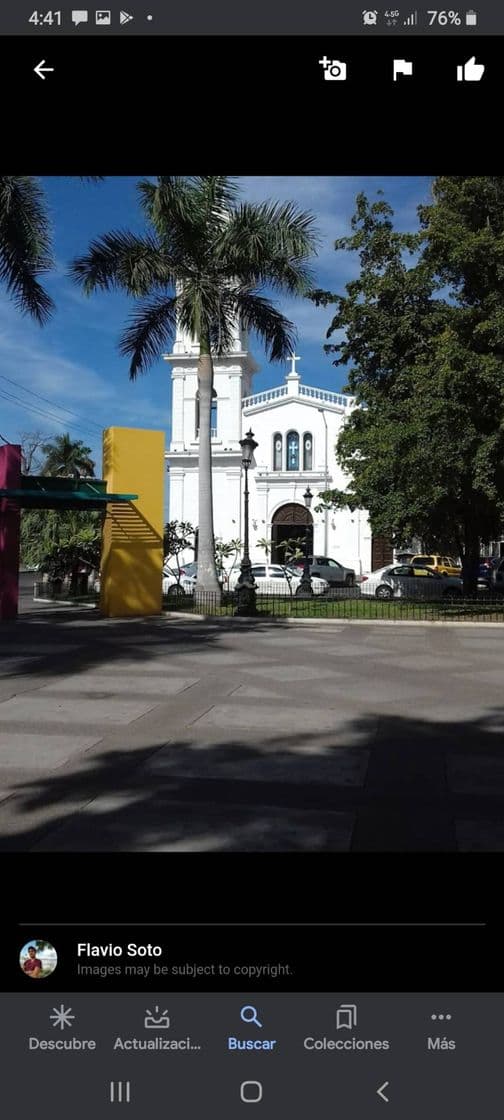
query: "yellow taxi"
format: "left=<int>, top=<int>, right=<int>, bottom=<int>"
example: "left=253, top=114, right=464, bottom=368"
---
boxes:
left=409, top=554, right=462, bottom=577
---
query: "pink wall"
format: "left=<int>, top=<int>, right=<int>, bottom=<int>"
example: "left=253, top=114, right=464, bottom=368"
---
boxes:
left=0, top=444, right=21, bottom=620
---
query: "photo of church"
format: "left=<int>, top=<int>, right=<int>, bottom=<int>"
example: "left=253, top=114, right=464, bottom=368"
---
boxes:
left=165, top=322, right=373, bottom=577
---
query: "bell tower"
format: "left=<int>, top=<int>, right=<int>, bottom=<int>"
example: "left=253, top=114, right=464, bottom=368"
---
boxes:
left=164, top=317, right=258, bottom=453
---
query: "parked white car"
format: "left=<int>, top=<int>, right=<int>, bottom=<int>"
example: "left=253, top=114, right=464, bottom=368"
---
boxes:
left=360, top=563, right=463, bottom=600
left=168, top=562, right=229, bottom=594
left=162, top=567, right=187, bottom=596
left=228, top=563, right=328, bottom=596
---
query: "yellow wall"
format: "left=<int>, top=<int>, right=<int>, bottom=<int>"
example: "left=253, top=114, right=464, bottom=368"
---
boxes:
left=101, top=428, right=164, bottom=617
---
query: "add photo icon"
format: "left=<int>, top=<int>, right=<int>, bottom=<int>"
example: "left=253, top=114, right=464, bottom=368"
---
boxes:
left=19, top=940, right=58, bottom=980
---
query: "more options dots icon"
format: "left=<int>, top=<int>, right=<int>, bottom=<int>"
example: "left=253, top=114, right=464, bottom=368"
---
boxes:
left=240, top=1082, right=263, bottom=1104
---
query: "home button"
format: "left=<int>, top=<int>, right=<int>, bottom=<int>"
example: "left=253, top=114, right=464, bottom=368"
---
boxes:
left=240, top=1081, right=263, bottom=1103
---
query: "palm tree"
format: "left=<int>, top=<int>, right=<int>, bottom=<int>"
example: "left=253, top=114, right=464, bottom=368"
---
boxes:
left=0, top=176, right=104, bottom=323
left=0, top=177, right=55, bottom=323
left=70, top=176, right=318, bottom=598
left=41, top=432, right=95, bottom=477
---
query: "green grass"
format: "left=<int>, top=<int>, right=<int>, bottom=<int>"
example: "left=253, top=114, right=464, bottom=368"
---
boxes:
left=163, top=592, right=504, bottom=622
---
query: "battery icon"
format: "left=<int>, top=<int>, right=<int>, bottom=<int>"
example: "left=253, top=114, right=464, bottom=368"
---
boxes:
left=465, top=9, right=477, bottom=24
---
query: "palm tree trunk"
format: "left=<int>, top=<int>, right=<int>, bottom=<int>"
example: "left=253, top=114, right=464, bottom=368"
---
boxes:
left=194, top=332, right=221, bottom=603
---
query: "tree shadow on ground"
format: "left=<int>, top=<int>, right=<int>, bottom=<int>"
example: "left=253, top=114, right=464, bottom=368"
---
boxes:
left=0, top=613, right=285, bottom=683
left=2, top=708, right=504, bottom=852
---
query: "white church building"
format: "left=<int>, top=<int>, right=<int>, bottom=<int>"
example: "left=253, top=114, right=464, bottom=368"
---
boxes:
left=164, top=321, right=376, bottom=576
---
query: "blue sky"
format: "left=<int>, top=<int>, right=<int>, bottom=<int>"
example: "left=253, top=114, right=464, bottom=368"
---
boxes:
left=0, top=176, right=433, bottom=512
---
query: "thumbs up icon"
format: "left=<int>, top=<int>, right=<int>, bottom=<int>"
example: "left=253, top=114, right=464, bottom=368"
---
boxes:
left=457, top=56, right=485, bottom=81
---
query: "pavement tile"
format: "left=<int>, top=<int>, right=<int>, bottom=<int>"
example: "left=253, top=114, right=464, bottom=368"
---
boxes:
left=239, top=664, right=336, bottom=681
left=33, top=805, right=356, bottom=852
left=141, top=745, right=370, bottom=786
left=39, top=675, right=199, bottom=697
left=447, top=754, right=504, bottom=794
left=0, top=695, right=156, bottom=725
left=0, top=612, right=503, bottom=851
left=0, top=731, right=104, bottom=767
left=191, top=704, right=361, bottom=731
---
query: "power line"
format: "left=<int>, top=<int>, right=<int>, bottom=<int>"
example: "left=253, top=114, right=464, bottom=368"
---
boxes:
left=0, top=386, right=99, bottom=439
left=0, top=372, right=103, bottom=434
left=0, top=388, right=101, bottom=442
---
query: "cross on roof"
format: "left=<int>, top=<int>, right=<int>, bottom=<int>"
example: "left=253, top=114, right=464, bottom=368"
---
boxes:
left=289, top=353, right=301, bottom=375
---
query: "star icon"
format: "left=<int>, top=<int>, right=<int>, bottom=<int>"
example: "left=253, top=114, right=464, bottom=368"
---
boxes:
left=49, top=1004, right=75, bottom=1030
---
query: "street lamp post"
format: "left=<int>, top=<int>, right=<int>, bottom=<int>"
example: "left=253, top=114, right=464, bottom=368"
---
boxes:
left=235, top=429, right=258, bottom=616
left=297, top=486, right=313, bottom=597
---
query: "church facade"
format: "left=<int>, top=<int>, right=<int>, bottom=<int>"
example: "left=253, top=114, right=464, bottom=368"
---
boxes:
left=164, top=322, right=374, bottom=576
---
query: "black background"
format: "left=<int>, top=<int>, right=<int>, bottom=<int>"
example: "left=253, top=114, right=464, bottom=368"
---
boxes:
left=1, top=32, right=499, bottom=993
left=0, top=37, right=498, bottom=169
left=4, top=856, right=495, bottom=990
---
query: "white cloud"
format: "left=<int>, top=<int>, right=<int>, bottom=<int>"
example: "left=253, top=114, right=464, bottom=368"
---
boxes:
left=279, top=299, right=339, bottom=345
left=0, top=303, right=114, bottom=405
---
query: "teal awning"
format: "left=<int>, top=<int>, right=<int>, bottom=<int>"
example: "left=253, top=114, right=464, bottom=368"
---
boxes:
left=0, top=477, right=138, bottom=510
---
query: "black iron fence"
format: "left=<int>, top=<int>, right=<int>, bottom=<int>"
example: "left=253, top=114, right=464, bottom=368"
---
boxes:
left=162, top=587, right=504, bottom=622
left=29, top=581, right=504, bottom=622
left=33, top=580, right=98, bottom=603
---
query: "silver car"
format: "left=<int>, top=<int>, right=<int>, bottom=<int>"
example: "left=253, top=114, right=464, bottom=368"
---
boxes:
left=287, top=556, right=355, bottom=588
left=361, top=564, right=463, bottom=600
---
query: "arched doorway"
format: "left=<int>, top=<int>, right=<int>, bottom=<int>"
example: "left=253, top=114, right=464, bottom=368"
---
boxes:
left=271, top=502, right=313, bottom=565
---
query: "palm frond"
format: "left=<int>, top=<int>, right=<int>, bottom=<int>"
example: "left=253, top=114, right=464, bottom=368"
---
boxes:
left=233, top=290, right=297, bottom=362
left=41, top=433, right=95, bottom=476
left=195, top=176, right=241, bottom=227
left=0, top=175, right=55, bottom=323
left=224, top=199, right=319, bottom=251
left=138, top=177, right=196, bottom=227
left=176, top=276, right=236, bottom=356
left=69, top=230, right=174, bottom=296
left=137, top=176, right=215, bottom=270
left=216, top=199, right=318, bottom=294
left=119, top=294, right=178, bottom=378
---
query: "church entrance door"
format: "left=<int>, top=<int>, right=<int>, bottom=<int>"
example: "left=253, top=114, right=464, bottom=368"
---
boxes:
left=271, top=503, right=313, bottom=565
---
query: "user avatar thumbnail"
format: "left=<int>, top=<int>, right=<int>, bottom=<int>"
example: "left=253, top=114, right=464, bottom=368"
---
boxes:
left=19, top=940, right=58, bottom=980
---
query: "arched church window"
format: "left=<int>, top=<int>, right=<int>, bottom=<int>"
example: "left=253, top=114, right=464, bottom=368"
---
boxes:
left=195, top=389, right=218, bottom=438
left=273, top=433, right=283, bottom=471
left=210, top=394, right=218, bottom=436
left=286, top=431, right=299, bottom=471
left=303, top=433, right=313, bottom=471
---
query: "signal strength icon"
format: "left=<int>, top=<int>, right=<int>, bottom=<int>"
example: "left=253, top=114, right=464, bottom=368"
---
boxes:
left=403, top=9, right=418, bottom=23
left=120, top=9, right=133, bottom=22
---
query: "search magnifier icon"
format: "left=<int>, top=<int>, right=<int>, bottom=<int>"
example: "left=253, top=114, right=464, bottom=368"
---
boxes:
left=240, top=1005, right=262, bottom=1028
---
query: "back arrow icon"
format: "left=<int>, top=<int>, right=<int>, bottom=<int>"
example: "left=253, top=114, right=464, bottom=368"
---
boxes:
left=34, top=60, right=54, bottom=80
left=377, top=1082, right=390, bottom=1102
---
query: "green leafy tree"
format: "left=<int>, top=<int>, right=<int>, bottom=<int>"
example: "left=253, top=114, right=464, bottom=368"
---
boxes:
left=41, top=432, right=95, bottom=477
left=256, top=536, right=272, bottom=559
left=70, top=176, right=318, bottom=602
left=257, top=535, right=305, bottom=564
left=40, top=526, right=101, bottom=592
left=310, top=181, right=504, bottom=594
left=163, top=519, right=196, bottom=583
left=277, top=535, right=305, bottom=565
left=215, top=536, right=242, bottom=585
left=21, top=508, right=102, bottom=586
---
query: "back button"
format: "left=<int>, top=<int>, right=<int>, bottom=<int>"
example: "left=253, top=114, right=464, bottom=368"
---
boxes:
left=34, top=60, right=55, bottom=80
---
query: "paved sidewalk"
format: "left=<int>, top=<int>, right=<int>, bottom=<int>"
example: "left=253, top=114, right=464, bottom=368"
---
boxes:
left=1, top=609, right=504, bottom=851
